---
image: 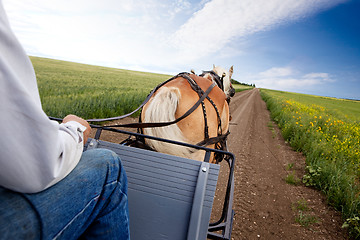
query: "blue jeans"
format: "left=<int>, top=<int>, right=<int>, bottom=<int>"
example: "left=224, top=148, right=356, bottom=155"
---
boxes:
left=0, top=148, right=130, bottom=240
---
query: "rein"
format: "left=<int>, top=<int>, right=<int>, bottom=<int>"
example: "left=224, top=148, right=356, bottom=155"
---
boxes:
left=73, top=72, right=217, bottom=131
left=85, top=73, right=183, bottom=122
left=106, top=80, right=216, bottom=129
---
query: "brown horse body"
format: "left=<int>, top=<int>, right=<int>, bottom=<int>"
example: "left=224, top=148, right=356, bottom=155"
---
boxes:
left=141, top=66, right=234, bottom=163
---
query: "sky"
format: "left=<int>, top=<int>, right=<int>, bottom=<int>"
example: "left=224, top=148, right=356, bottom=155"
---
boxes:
left=2, top=0, right=360, bottom=100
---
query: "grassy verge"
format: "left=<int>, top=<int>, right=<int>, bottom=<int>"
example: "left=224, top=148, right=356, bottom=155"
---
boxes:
left=232, top=83, right=253, bottom=92
left=260, top=89, right=360, bottom=238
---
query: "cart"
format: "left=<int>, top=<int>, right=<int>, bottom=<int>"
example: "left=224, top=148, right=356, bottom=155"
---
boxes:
left=82, top=125, right=235, bottom=240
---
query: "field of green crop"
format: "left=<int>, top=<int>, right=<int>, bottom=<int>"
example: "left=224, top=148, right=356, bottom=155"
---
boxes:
left=269, top=90, right=360, bottom=121
left=233, top=84, right=253, bottom=92
left=261, top=89, right=360, bottom=238
left=31, top=56, right=171, bottom=120
left=32, top=56, right=252, bottom=120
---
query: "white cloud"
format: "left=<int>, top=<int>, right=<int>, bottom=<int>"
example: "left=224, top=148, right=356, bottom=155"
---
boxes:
left=303, top=72, right=334, bottom=82
left=250, top=66, right=335, bottom=91
left=2, top=0, right=196, bottom=70
left=259, top=67, right=294, bottom=78
left=2, top=0, right=348, bottom=73
left=171, top=0, right=347, bottom=60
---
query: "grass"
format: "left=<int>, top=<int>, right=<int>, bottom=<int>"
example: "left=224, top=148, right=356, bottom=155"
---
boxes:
left=267, top=121, right=276, bottom=138
left=292, top=199, right=319, bottom=228
left=285, top=171, right=301, bottom=185
left=262, top=89, right=360, bottom=121
left=284, top=162, right=300, bottom=186
left=32, top=56, right=253, bottom=120
left=31, top=56, right=171, bottom=120
left=261, top=88, right=360, bottom=238
left=233, top=83, right=253, bottom=92
left=286, top=163, right=294, bottom=171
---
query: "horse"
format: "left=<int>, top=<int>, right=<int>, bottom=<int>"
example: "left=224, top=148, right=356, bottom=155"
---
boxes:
left=140, top=65, right=235, bottom=163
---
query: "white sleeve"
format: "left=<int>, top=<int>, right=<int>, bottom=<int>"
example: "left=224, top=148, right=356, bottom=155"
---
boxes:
left=0, top=1, right=86, bottom=193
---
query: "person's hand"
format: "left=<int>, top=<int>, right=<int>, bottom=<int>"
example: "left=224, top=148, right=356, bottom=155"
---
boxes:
left=63, top=115, right=91, bottom=145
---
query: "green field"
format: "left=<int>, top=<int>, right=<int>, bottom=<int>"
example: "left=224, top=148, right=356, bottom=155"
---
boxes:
left=265, top=90, right=360, bottom=121
left=261, top=89, right=360, bottom=238
left=31, top=56, right=252, bottom=119
left=232, top=84, right=254, bottom=92
left=31, top=56, right=171, bottom=119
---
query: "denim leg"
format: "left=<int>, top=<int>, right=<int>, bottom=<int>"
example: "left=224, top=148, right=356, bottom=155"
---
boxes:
left=0, top=189, right=41, bottom=239
left=0, top=148, right=130, bottom=240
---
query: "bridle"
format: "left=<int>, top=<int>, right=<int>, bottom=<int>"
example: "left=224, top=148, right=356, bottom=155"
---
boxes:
left=199, top=70, right=225, bottom=92
left=200, top=70, right=234, bottom=104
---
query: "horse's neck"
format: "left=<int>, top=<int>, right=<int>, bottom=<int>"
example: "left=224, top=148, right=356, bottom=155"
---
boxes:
left=203, top=73, right=217, bottom=86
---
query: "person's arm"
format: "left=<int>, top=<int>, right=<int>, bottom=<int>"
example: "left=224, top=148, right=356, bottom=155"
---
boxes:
left=0, top=1, right=90, bottom=193
left=63, top=115, right=91, bottom=145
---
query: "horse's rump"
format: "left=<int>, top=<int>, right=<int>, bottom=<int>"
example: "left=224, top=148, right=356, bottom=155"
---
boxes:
left=141, top=74, right=230, bottom=162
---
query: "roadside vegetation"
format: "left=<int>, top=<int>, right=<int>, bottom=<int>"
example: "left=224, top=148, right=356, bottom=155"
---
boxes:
left=292, top=199, right=319, bottom=228
left=231, top=79, right=254, bottom=92
left=261, top=89, right=360, bottom=238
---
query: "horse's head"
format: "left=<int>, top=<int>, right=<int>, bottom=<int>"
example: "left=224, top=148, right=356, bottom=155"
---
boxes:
left=202, top=65, right=235, bottom=102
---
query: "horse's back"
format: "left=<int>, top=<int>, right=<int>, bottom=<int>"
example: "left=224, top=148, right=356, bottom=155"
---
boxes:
left=141, top=74, right=230, bottom=162
left=168, top=74, right=229, bottom=142
left=164, top=74, right=227, bottom=110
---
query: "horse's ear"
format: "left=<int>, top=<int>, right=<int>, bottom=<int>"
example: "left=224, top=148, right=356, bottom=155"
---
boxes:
left=213, top=64, right=215, bottom=69
left=229, top=65, right=233, bottom=78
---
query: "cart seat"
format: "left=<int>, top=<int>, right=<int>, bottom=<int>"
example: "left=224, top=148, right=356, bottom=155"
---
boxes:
left=86, top=138, right=220, bottom=240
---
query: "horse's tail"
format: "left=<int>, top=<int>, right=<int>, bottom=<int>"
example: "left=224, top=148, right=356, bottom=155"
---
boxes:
left=142, top=86, right=201, bottom=159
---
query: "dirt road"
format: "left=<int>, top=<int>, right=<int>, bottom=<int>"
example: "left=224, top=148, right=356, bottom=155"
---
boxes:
left=91, top=89, right=348, bottom=239
left=227, top=88, right=347, bottom=239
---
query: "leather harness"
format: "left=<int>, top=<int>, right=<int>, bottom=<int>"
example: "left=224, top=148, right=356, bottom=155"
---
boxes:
left=84, top=72, right=230, bottom=162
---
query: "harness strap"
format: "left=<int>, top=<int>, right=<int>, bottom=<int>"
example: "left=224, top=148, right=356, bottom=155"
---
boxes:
left=179, top=73, right=211, bottom=139
left=196, top=130, right=230, bottom=164
left=201, top=101, right=209, bottom=139
left=196, top=131, right=230, bottom=147
left=106, top=81, right=216, bottom=128
left=181, top=73, right=223, bottom=139
left=85, top=73, right=184, bottom=122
